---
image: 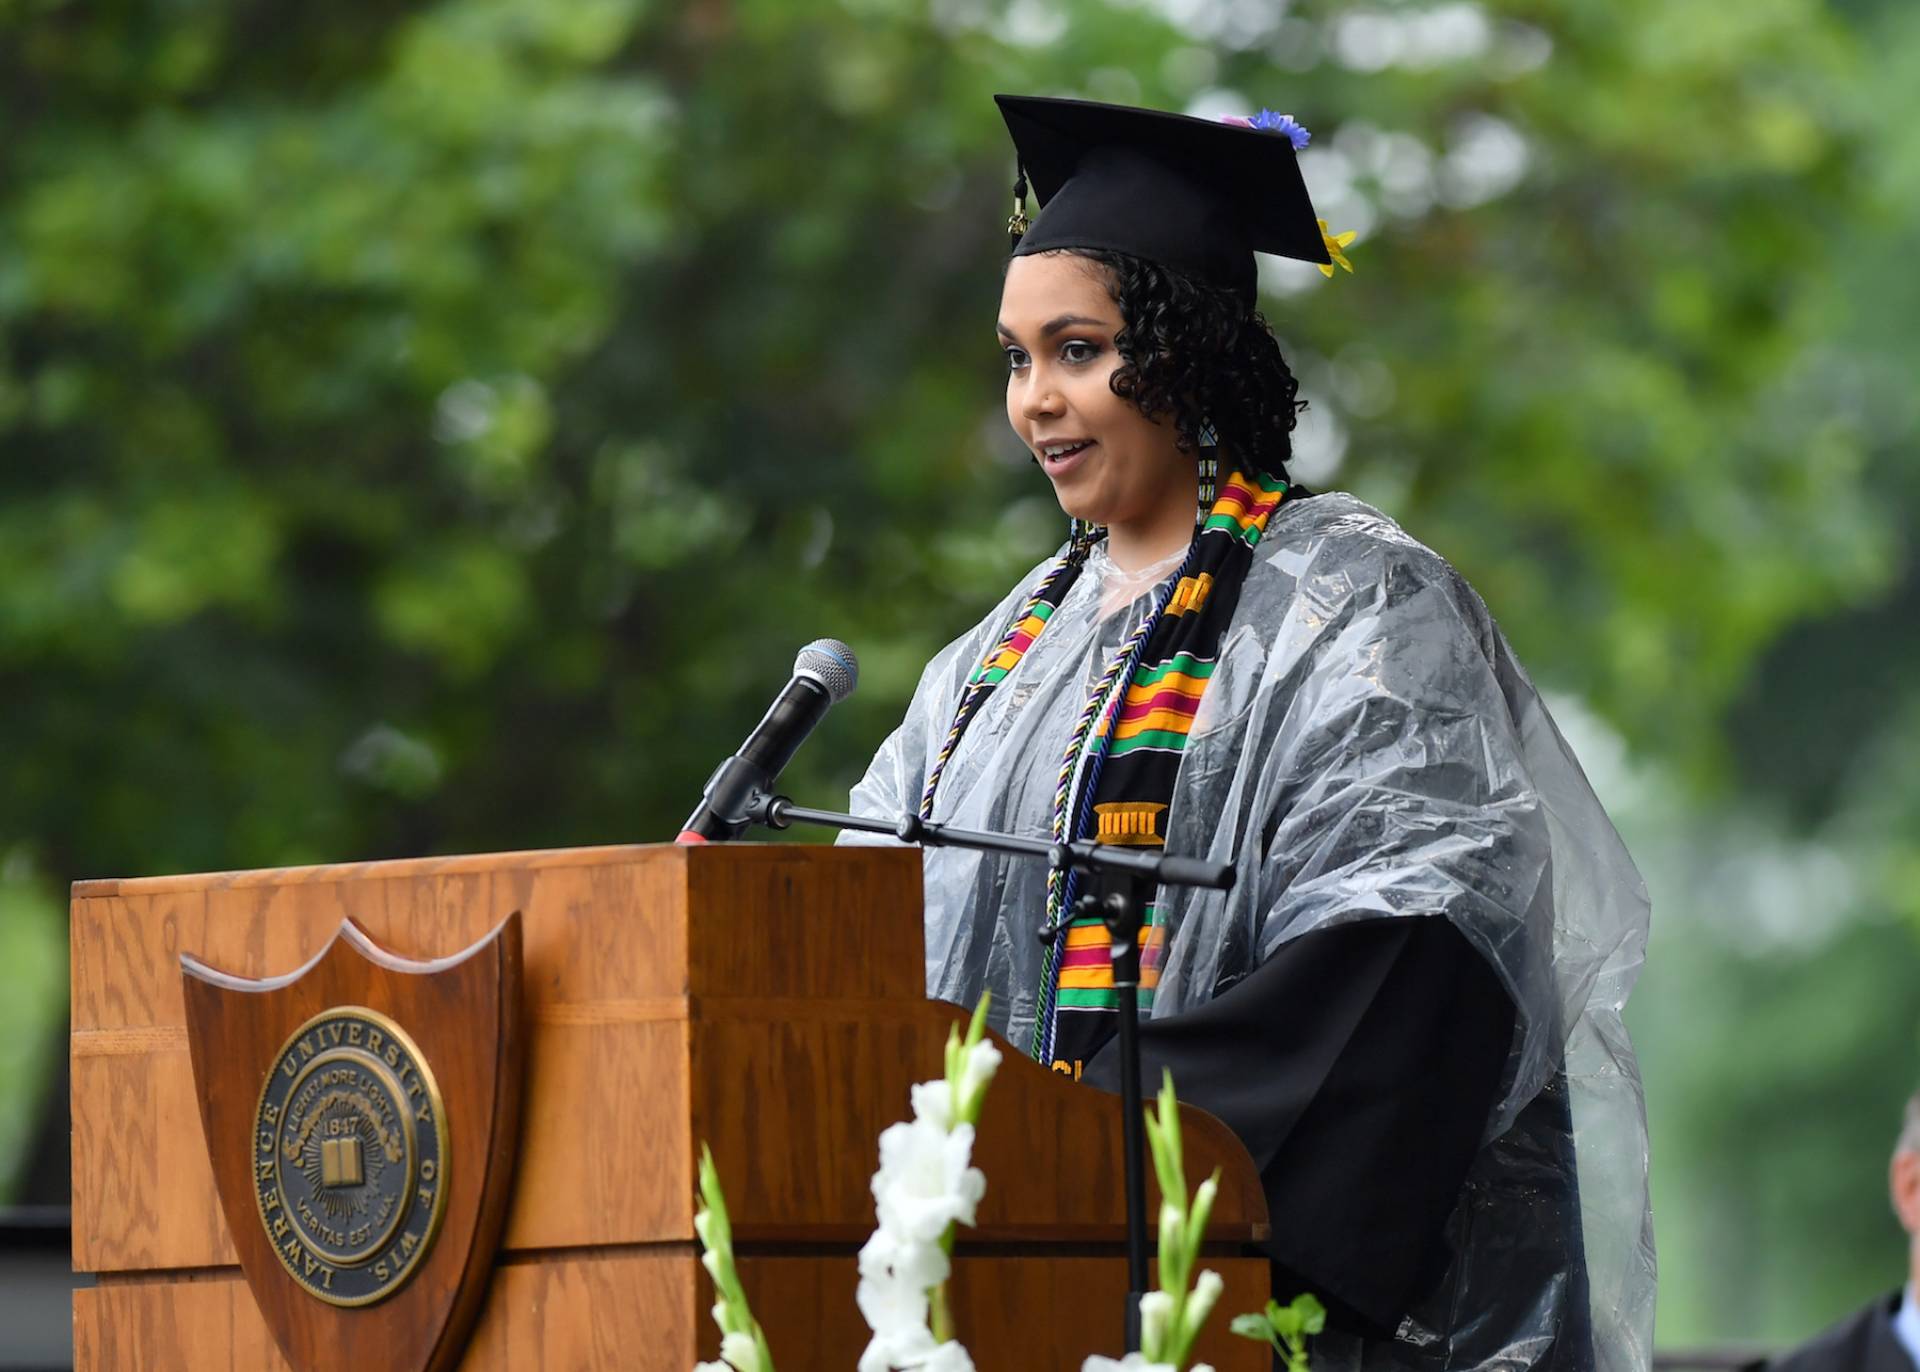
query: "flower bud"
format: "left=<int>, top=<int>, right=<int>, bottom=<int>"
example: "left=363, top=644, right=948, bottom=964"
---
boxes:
left=1139, top=1290, right=1175, bottom=1355
left=720, top=1329, right=762, bottom=1372
left=1185, top=1268, right=1224, bottom=1333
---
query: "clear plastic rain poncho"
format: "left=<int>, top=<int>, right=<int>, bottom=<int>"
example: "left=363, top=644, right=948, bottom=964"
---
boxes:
left=843, top=491, right=1655, bottom=1372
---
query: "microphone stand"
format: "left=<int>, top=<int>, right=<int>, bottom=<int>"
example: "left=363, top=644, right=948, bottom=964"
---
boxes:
left=744, top=793, right=1235, bottom=1355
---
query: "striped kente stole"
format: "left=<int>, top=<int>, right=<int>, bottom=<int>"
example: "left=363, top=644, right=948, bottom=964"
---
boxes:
left=918, top=469, right=1292, bottom=1074
left=1042, top=468, right=1290, bottom=1072
left=918, top=540, right=1091, bottom=822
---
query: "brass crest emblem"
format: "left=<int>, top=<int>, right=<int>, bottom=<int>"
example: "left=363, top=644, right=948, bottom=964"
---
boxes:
left=182, top=916, right=524, bottom=1372
left=254, top=1007, right=448, bottom=1306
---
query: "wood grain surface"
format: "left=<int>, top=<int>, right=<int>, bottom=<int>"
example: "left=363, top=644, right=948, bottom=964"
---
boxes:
left=73, top=1247, right=698, bottom=1370
left=72, top=1247, right=1270, bottom=1370
left=72, top=843, right=1275, bottom=1370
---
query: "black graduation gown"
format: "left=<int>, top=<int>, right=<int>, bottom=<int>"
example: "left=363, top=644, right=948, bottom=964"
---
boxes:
left=1072, top=917, right=1592, bottom=1367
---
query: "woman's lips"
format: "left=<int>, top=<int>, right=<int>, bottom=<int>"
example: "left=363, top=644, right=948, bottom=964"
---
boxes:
left=1040, top=440, right=1096, bottom=478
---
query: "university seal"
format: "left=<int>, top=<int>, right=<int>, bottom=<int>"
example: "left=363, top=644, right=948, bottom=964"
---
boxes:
left=253, top=1006, right=448, bottom=1307
left=182, top=915, right=522, bottom=1370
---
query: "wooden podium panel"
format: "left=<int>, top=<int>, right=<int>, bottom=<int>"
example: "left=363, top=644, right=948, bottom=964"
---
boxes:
left=71, top=843, right=1274, bottom=1369
left=71, top=1250, right=1277, bottom=1368
left=74, top=1251, right=696, bottom=1370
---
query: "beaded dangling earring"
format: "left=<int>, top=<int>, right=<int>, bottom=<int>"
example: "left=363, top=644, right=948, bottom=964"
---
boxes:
left=1196, top=420, right=1219, bottom=526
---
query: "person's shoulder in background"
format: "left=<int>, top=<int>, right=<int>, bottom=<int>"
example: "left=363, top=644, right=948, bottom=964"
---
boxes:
left=1749, top=1293, right=1912, bottom=1372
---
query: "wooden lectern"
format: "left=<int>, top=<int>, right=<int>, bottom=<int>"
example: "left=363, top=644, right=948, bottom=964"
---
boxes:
left=70, top=843, right=1273, bottom=1369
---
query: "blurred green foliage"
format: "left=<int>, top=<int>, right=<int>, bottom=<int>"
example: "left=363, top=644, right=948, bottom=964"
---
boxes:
left=3, top=0, right=1917, bottom=1348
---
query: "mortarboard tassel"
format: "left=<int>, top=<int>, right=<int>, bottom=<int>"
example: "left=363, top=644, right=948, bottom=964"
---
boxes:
left=1008, top=167, right=1031, bottom=250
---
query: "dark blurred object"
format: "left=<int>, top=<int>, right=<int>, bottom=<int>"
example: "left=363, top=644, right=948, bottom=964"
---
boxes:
left=17, top=1054, right=69, bottom=1206
left=0, top=1206, right=87, bottom=1371
left=1742, top=1294, right=1911, bottom=1372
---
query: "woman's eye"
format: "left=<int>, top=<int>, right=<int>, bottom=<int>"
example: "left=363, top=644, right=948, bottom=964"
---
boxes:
left=1003, top=347, right=1029, bottom=372
left=1061, top=340, right=1101, bottom=364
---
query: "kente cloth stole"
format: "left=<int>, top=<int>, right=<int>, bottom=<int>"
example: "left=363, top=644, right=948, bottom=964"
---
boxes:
left=918, top=550, right=1090, bottom=821
left=917, top=469, right=1292, bottom=1071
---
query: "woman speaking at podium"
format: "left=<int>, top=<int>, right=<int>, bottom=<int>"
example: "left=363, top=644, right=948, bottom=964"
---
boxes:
left=843, top=95, right=1653, bottom=1372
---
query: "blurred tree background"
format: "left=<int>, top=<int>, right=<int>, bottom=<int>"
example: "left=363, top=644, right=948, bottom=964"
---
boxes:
left=3, top=0, right=1917, bottom=1349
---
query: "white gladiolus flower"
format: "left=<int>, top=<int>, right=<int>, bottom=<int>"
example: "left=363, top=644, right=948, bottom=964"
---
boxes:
left=955, top=1039, right=1002, bottom=1113
left=1079, top=1356, right=1179, bottom=1371
left=694, top=1362, right=729, bottom=1372
left=719, top=1329, right=762, bottom=1372
left=701, top=1248, right=726, bottom=1284
left=857, top=1227, right=898, bottom=1278
left=873, top=1119, right=987, bottom=1242
left=856, top=1268, right=933, bottom=1340
left=1157, top=1201, right=1182, bottom=1263
left=857, top=1320, right=938, bottom=1372
left=919, top=1340, right=978, bottom=1371
left=1186, top=1268, right=1224, bottom=1331
left=859, top=1228, right=951, bottom=1290
left=859, top=1003, right=997, bottom=1372
left=910, top=1079, right=955, bottom=1131
left=1191, top=1175, right=1218, bottom=1219
left=1138, top=1289, right=1175, bottom=1351
left=903, top=1242, right=952, bottom=1290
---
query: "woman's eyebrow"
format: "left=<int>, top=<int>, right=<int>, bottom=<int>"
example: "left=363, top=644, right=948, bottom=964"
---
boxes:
left=995, top=313, right=1111, bottom=341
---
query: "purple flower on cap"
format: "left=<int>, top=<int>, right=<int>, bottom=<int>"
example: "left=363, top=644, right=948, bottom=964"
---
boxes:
left=1250, top=109, right=1310, bottom=150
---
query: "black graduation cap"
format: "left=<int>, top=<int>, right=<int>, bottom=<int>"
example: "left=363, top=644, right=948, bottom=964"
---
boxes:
left=994, top=94, right=1330, bottom=303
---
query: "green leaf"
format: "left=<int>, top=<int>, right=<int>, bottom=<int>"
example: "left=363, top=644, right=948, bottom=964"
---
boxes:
left=1230, top=1312, right=1283, bottom=1352
left=964, top=989, right=991, bottom=1049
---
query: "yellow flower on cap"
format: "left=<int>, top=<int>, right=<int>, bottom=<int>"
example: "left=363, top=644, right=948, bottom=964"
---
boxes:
left=1317, top=219, right=1356, bottom=277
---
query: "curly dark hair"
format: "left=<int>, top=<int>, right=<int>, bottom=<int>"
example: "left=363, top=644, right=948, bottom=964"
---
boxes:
left=1032, top=248, right=1306, bottom=482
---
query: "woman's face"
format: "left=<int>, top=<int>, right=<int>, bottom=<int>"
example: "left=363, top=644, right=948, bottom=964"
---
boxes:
left=998, top=253, right=1193, bottom=554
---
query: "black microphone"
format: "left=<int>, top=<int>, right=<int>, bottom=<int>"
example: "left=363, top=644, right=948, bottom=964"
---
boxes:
left=677, top=638, right=859, bottom=843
